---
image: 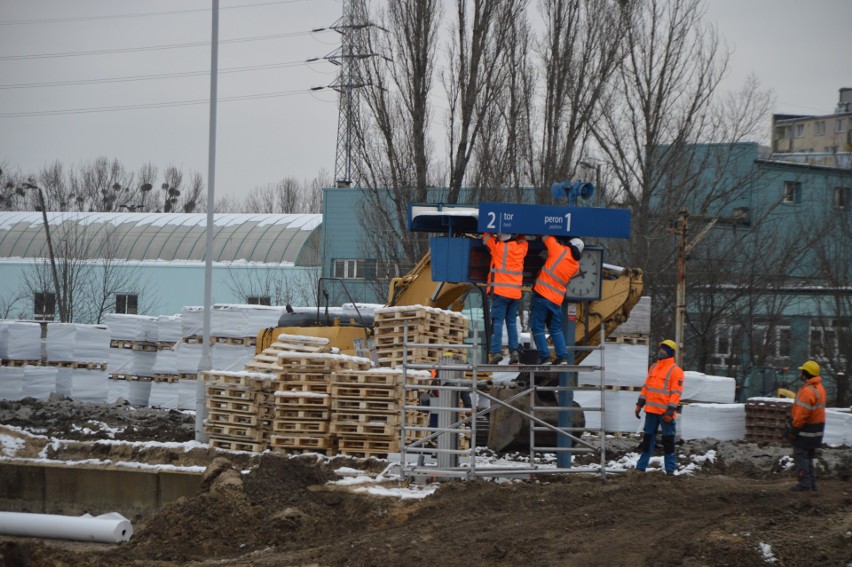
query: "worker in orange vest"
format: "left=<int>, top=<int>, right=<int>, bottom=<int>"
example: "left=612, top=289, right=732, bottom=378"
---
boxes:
left=483, top=233, right=529, bottom=364
left=786, top=360, right=827, bottom=491
left=634, top=339, right=684, bottom=474
left=530, top=236, right=582, bottom=364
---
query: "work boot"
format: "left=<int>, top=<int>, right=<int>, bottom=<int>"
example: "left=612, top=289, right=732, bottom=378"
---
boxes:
left=538, top=355, right=553, bottom=365
left=509, top=350, right=520, bottom=364
left=488, top=353, right=503, bottom=364
left=551, top=356, right=569, bottom=365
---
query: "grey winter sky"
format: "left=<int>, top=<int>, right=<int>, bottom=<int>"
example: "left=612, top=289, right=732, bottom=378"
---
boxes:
left=1, top=0, right=850, bottom=202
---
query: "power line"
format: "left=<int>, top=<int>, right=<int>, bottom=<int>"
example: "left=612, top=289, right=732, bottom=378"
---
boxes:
left=0, top=0, right=314, bottom=26
left=0, top=88, right=321, bottom=118
left=0, top=60, right=315, bottom=90
left=0, top=30, right=327, bottom=61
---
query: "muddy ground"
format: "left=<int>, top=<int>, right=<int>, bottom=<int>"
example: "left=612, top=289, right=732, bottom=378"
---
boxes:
left=0, top=398, right=851, bottom=567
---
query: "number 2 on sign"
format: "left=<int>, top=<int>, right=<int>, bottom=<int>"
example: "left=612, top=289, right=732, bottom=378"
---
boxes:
left=486, top=211, right=497, bottom=230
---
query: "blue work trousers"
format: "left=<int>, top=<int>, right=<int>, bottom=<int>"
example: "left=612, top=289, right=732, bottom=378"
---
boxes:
left=636, top=412, right=677, bottom=473
left=530, top=292, right=568, bottom=362
left=490, top=294, right=520, bottom=355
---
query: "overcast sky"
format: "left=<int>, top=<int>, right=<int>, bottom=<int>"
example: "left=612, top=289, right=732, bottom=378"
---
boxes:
left=1, top=0, right=850, bottom=203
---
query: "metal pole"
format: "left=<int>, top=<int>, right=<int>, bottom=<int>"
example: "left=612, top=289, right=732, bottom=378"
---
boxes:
left=557, top=302, right=577, bottom=469
left=674, top=208, right=688, bottom=367
left=196, top=0, right=219, bottom=443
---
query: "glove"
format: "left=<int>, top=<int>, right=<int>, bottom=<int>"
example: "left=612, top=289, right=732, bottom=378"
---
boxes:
left=662, top=408, right=675, bottom=423
left=634, top=404, right=642, bottom=419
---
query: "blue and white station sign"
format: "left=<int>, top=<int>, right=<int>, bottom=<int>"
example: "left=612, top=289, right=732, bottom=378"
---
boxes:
left=477, top=202, right=631, bottom=239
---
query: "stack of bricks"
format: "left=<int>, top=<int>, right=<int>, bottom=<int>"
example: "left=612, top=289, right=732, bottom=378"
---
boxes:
left=330, top=367, right=432, bottom=457
left=270, top=351, right=373, bottom=453
left=373, top=306, right=469, bottom=368
left=203, top=370, right=275, bottom=452
left=745, top=398, right=793, bottom=444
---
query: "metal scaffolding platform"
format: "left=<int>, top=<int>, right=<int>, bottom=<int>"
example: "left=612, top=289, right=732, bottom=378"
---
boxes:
left=398, top=332, right=611, bottom=483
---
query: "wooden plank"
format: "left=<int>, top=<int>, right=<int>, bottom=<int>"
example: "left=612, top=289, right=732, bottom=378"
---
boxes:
left=203, top=423, right=269, bottom=441
left=206, top=410, right=268, bottom=427
left=206, top=398, right=273, bottom=415
left=331, top=421, right=398, bottom=436
left=110, top=340, right=157, bottom=352
left=338, top=437, right=399, bottom=453
left=332, top=398, right=397, bottom=413
left=331, top=385, right=400, bottom=400
left=273, top=393, right=331, bottom=408
left=331, top=370, right=405, bottom=386
left=277, top=382, right=330, bottom=395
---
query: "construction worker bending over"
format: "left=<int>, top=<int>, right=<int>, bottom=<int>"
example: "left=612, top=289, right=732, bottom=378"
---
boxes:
left=786, top=360, right=826, bottom=491
left=634, top=340, right=684, bottom=474
left=530, top=236, right=582, bottom=365
left=482, top=232, right=528, bottom=364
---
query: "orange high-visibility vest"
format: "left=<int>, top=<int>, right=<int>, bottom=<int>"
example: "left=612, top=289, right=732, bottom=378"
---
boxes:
left=532, top=235, right=579, bottom=305
left=638, top=357, right=684, bottom=416
left=483, top=234, right=528, bottom=300
left=791, top=376, right=826, bottom=445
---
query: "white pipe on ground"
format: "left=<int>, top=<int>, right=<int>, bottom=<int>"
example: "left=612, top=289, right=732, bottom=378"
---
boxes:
left=0, top=511, right=133, bottom=543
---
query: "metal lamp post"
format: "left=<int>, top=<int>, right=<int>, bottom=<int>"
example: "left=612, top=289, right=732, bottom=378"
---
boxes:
left=23, top=182, right=65, bottom=322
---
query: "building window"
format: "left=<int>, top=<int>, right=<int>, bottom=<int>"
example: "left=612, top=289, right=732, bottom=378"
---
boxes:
left=835, top=187, right=850, bottom=210
left=836, top=119, right=848, bottom=133
left=247, top=296, right=271, bottom=306
left=794, top=124, right=804, bottom=138
left=777, top=327, right=792, bottom=358
left=815, top=121, right=825, bottom=136
left=34, top=291, right=56, bottom=321
left=115, top=293, right=138, bottom=314
left=333, top=259, right=375, bottom=280
left=782, top=181, right=801, bottom=204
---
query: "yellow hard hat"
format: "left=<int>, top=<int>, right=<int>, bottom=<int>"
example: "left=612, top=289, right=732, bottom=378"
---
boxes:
left=798, top=360, right=820, bottom=377
left=659, top=339, right=678, bottom=352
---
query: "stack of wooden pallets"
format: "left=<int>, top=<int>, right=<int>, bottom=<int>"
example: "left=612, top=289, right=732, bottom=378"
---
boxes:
left=744, top=398, right=792, bottom=444
left=270, top=351, right=373, bottom=453
left=372, top=306, right=469, bottom=368
left=203, top=370, right=275, bottom=452
left=330, top=367, right=432, bottom=457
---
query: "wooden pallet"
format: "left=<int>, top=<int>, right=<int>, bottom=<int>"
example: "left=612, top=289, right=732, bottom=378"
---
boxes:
left=272, top=420, right=329, bottom=434
left=206, top=398, right=273, bottom=415
left=109, top=374, right=152, bottom=382
left=204, top=422, right=269, bottom=441
left=157, top=341, right=177, bottom=350
left=110, top=340, right=158, bottom=352
left=331, top=370, right=404, bottom=386
left=204, top=371, right=274, bottom=389
left=331, top=385, right=400, bottom=400
left=206, top=410, right=268, bottom=427
left=273, top=392, right=331, bottom=408
left=212, top=336, right=257, bottom=347
left=209, top=437, right=267, bottom=453
left=1, top=360, right=42, bottom=367
left=206, top=385, right=270, bottom=402
left=331, top=421, right=398, bottom=437
left=152, top=374, right=181, bottom=383
left=269, top=434, right=331, bottom=450
left=274, top=408, right=330, bottom=421
left=276, top=371, right=333, bottom=384
left=45, top=360, right=109, bottom=371
left=337, top=437, right=398, bottom=454
left=332, top=398, right=398, bottom=413
left=278, top=382, right=331, bottom=395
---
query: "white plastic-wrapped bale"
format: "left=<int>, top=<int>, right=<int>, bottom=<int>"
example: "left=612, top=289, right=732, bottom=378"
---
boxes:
left=106, top=379, right=131, bottom=404
left=156, top=315, right=183, bottom=343
left=152, top=348, right=178, bottom=375
left=22, top=366, right=57, bottom=401
left=574, top=389, right=642, bottom=433
left=824, top=409, right=852, bottom=446
left=74, top=325, right=110, bottom=362
left=212, top=343, right=255, bottom=371
left=69, top=369, right=108, bottom=402
left=103, top=314, right=158, bottom=342
left=177, top=379, right=197, bottom=410
left=682, top=371, right=736, bottom=404
left=579, top=343, right=648, bottom=388
left=0, top=366, right=25, bottom=401
left=128, top=381, right=152, bottom=407
left=149, top=382, right=179, bottom=409
left=45, top=323, right=76, bottom=361
left=175, top=342, right=203, bottom=374
left=180, top=307, right=204, bottom=338
left=679, top=403, right=746, bottom=441
left=1, top=321, right=42, bottom=361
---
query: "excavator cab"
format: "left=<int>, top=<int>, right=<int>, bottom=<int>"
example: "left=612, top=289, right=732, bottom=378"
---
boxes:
left=737, top=366, right=796, bottom=401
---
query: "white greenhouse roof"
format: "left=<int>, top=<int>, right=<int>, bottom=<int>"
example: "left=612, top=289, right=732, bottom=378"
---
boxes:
left=0, top=212, right=322, bottom=265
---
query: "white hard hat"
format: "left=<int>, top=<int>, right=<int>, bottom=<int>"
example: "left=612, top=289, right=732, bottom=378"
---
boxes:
left=497, top=233, right=512, bottom=242
left=569, top=238, right=584, bottom=254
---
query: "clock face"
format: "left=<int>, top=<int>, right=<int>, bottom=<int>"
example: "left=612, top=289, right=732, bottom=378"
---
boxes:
left=566, top=247, right=603, bottom=301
